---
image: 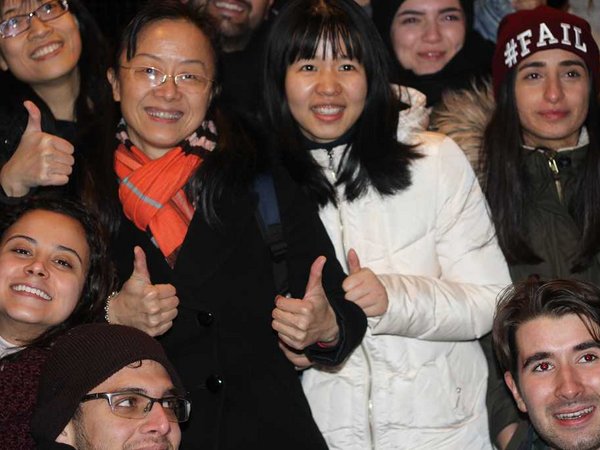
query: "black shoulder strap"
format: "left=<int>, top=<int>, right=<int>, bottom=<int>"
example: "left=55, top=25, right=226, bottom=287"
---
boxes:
left=253, top=173, right=290, bottom=296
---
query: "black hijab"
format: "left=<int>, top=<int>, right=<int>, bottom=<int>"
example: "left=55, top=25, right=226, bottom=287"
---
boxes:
left=372, top=0, right=494, bottom=107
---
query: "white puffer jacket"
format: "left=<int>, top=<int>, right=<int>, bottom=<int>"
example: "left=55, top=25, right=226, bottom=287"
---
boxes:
left=301, top=89, right=511, bottom=450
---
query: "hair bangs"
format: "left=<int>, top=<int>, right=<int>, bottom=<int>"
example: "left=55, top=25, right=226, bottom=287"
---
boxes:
left=284, top=8, right=365, bottom=65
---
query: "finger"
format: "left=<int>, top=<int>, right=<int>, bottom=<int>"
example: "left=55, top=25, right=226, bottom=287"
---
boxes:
left=272, top=305, right=303, bottom=328
left=274, top=296, right=310, bottom=315
left=347, top=248, right=361, bottom=274
left=23, top=101, right=42, bottom=134
left=275, top=327, right=306, bottom=350
left=304, top=256, right=326, bottom=294
left=39, top=174, right=70, bottom=187
left=272, top=317, right=307, bottom=343
left=157, top=295, right=179, bottom=313
left=46, top=161, right=74, bottom=177
left=50, top=137, right=75, bottom=155
left=131, top=246, right=151, bottom=284
left=344, top=284, right=371, bottom=303
left=155, top=283, right=177, bottom=299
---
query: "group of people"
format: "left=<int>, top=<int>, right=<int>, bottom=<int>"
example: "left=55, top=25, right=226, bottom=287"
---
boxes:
left=0, top=0, right=599, bottom=449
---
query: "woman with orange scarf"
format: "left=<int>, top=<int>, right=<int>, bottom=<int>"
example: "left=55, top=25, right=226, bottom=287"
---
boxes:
left=98, top=2, right=366, bottom=449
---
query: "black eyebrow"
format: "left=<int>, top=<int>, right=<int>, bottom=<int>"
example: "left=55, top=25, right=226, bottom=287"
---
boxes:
left=518, top=59, right=587, bottom=72
left=5, top=234, right=84, bottom=266
left=131, top=53, right=208, bottom=69
left=397, top=7, right=462, bottom=16
left=574, top=340, right=600, bottom=352
left=522, top=351, right=552, bottom=370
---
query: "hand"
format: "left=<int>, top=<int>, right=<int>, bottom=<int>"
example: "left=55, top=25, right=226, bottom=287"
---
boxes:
left=272, top=256, right=339, bottom=350
left=108, top=246, right=179, bottom=336
left=0, top=101, right=75, bottom=197
left=278, top=341, right=313, bottom=370
left=343, top=249, right=389, bottom=317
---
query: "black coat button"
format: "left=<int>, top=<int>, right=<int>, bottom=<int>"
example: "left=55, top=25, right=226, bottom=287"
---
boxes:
left=197, top=311, right=214, bottom=326
left=206, top=374, right=224, bottom=393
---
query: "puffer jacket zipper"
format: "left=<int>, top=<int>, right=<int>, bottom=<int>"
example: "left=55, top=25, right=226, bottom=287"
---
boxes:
left=537, top=147, right=563, bottom=203
left=326, top=146, right=376, bottom=449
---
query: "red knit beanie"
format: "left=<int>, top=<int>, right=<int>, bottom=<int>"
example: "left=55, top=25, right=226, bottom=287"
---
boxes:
left=492, top=6, right=599, bottom=97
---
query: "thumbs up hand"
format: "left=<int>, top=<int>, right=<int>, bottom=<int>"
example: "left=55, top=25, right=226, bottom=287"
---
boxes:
left=107, top=246, right=179, bottom=337
left=0, top=101, right=75, bottom=197
left=343, top=249, right=389, bottom=317
left=272, top=256, right=339, bottom=351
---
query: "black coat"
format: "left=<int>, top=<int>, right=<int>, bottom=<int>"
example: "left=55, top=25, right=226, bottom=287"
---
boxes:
left=111, top=166, right=367, bottom=450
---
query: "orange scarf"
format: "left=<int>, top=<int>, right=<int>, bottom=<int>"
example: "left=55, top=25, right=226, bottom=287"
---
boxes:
left=115, top=143, right=201, bottom=267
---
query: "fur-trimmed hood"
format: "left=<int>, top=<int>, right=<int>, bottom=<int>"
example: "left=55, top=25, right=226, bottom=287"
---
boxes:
left=430, top=78, right=495, bottom=186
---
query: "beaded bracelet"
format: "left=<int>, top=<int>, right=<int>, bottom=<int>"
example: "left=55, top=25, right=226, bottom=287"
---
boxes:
left=104, top=291, right=120, bottom=323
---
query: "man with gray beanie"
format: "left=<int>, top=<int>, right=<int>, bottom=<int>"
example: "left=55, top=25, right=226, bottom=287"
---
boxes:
left=31, top=323, right=189, bottom=450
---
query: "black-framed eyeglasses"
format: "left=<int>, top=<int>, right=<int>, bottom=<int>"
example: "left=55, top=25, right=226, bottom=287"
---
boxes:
left=120, top=65, right=213, bottom=91
left=81, top=391, right=191, bottom=423
left=0, top=0, right=69, bottom=39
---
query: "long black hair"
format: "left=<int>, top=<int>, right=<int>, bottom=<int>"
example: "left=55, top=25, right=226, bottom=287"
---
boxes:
left=482, top=69, right=600, bottom=271
left=0, top=197, right=115, bottom=351
left=111, top=0, right=257, bottom=226
left=263, top=0, right=420, bottom=207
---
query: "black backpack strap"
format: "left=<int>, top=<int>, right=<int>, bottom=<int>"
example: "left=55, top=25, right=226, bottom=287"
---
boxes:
left=253, top=173, right=290, bottom=296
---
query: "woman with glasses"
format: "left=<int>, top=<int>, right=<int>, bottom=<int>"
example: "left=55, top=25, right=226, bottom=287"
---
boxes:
left=102, top=1, right=366, bottom=448
left=0, top=0, right=115, bottom=226
left=0, top=197, right=114, bottom=449
left=262, top=0, right=510, bottom=448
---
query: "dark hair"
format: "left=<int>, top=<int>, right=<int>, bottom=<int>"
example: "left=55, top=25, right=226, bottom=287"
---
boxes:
left=112, top=0, right=256, bottom=225
left=482, top=69, right=600, bottom=271
left=0, top=197, right=116, bottom=350
left=0, top=0, right=117, bottom=231
left=493, top=277, right=600, bottom=380
left=263, top=0, right=420, bottom=206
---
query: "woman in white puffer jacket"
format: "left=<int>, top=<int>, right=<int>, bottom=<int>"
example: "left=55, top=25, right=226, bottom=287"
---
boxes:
left=262, top=1, right=511, bottom=448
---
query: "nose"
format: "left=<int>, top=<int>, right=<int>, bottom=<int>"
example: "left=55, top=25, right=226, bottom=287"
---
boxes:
left=153, top=76, right=181, bottom=101
left=140, top=403, right=174, bottom=436
left=555, top=365, right=584, bottom=401
left=422, top=20, right=442, bottom=43
left=27, top=16, right=52, bottom=40
left=25, top=258, right=48, bottom=278
left=315, top=69, right=342, bottom=96
left=543, top=75, right=565, bottom=104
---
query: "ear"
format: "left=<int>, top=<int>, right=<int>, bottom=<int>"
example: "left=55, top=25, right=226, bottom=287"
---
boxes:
left=504, top=371, right=528, bottom=413
left=106, top=68, right=121, bottom=102
left=56, top=421, right=76, bottom=446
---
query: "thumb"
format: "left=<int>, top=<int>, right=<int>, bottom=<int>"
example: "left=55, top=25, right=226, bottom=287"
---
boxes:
left=23, top=101, right=42, bottom=134
left=304, top=256, right=326, bottom=298
left=130, top=246, right=151, bottom=284
left=347, top=248, right=361, bottom=275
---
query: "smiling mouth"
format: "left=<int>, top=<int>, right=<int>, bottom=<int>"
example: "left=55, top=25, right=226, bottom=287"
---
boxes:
left=312, top=105, right=344, bottom=116
left=145, top=108, right=183, bottom=121
left=555, top=406, right=595, bottom=421
left=214, top=0, right=246, bottom=13
left=31, top=42, right=63, bottom=60
left=12, top=284, right=52, bottom=301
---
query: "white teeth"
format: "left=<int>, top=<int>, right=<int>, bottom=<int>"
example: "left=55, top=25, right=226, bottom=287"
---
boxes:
left=215, top=1, right=244, bottom=12
left=312, top=106, right=343, bottom=115
left=31, top=42, right=62, bottom=59
left=12, top=284, right=52, bottom=301
left=556, top=406, right=594, bottom=420
left=148, top=110, right=182, bottom=120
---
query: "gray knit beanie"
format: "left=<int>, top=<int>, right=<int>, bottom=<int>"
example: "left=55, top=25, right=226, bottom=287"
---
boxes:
left=31, top=323, right=184, bottom=442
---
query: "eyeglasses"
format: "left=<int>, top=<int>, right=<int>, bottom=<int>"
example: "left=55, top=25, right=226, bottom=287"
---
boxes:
left=81, top=391, right=191, bottom=423
left=120, top=65, right=213, bottom=91
left=0, top=0, right=69, bottom=39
